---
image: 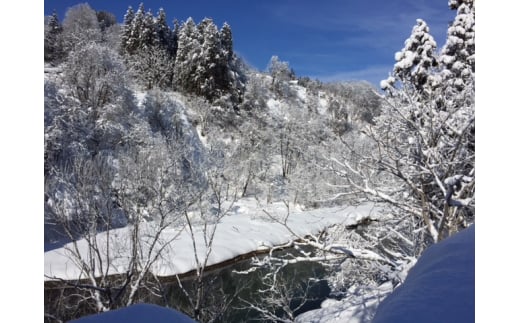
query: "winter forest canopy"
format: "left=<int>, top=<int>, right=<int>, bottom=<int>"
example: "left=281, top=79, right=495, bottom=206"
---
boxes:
left=44, top=1, right=474, bottom=322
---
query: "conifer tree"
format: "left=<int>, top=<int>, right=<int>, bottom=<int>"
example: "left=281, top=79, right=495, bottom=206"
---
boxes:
left=440, top=0, right=475, bottom=91
left=44, top=11, right=64, bottom=63
left=127, top=3, right=145, bottom=54
left=96, top=11, right=117, bottom=32
left=220, top=23, right=234, bottom=63
left=155, top=8, right=172, bottom=50
left=141, top=10, right=156, bottom=50
left=171, top=18, right=243, bottom=102
left=122, top=5, right=177, bottom=89
left=198, top=18, right=222, bottom=98
left=121, top=6, right=135, bottom=54
left=381, top=19, right=438, bottom=94
left=171, top=19, right=180, bottom=60
left=369, top=6, right=475, bottom=241
left=174, top=18, right=202, bottom=94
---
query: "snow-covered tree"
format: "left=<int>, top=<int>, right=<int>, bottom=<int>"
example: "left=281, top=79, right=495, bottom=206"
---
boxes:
left=125, top=3, right=146, bottom=55
left=141, top=10, right=157, bottom=50
left=197, top=18, right=223, bottom=99
left=45, top=42, right=134, bottom=177
left=174, top=18, right=202, bottom=94
left=173, top=17, right=244, bottom=102
left=121, top=6, right=135, bottom=54
left=268, top=56, right=294, bottom=82
left=100, top=22, right=123, bottom=52
left=440, top=0, right=475, bottom=92
left=61, top=3, right=102, bottom=54
left=381, top=19, right=439, bottom=95
left=155, top=8, right=174, bottom=54
left=219, top=22, right=246, bottom=105
left=44, top=11, right=64, bottom=63
left=171, top=19, right=180, bottom=59
left=346, top=8, right=475, bottom=243
left=128, top=46, right=175, bottom=90
left=121, top=5, right=177, bottom=89
left=45, top=140, right=192, bottom=319
left=64, top=43, right=128, bottom=111
left=268, top=56, right=295, bottom=97
left=142, top=90, right=185, bottom=140
left=173, top=160, right=240, bottom=322
left=220, top=22, right=233, bottom=63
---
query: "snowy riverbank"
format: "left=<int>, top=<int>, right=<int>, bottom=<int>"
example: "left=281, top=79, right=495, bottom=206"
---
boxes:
left=45, top=199, right=383, bottom=281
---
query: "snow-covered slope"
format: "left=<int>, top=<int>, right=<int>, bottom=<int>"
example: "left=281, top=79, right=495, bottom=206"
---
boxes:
left=372, top=225, right=475, bottom=323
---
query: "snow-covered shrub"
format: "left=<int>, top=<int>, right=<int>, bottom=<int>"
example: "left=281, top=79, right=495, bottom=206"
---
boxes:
left=64, top=43, right=129, bottom=110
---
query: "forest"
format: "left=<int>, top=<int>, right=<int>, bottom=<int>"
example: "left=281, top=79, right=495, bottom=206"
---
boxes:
left=44, top=1, right=474, bottom=322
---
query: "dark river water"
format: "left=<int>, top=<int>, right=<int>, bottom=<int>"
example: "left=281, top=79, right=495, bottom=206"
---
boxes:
left=45, top=250, right=332, bottom=323
left=161, top=252, right=331, bottom=322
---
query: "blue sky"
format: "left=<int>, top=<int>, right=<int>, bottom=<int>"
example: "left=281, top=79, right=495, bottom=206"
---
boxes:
left=44, top=0, right=457, bottom=87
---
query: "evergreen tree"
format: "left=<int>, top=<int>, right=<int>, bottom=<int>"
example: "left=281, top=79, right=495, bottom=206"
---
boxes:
left=381, top=19, right=438, bottom=94
left=219, top=22, right=245, bottom=105
left=96, top=11, right=117, bottom=32
left=122, top=5, right=177, bottom=89
left=172, top=17, right=243, bottom=102
left=372, top=5, right=475, bottom=241
left=171, top=19, right=180, bottom=60
left=127, top=3, right=145, bottom=54
left=141, top=10, right=156, bottom=50
left=440, top=0, right=475, bottom=91
left=155, top=8, right=172, bottom=50
left=121, top=6, right=135, bottom=54
left=44, top=11, right=64, bottom=63
left=198, top=18, right=223, bottom=99
left=174, top=18, right=202, bottom=94
left=220, top=22, right=233, bottom=63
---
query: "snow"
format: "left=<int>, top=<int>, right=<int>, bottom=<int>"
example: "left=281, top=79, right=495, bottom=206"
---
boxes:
left=295, top=283, right=394, bottom=323
left=44, top=199, right=383, bottom=280
left=317, top=91, right=329, bottom=114
left=133, top=91, right=147, bottom=107
left=294, top=84, right=307, bottom=102
left=296, top=225, right=474, bottom=323
left=69, top=303, right=196, bottom=323
left=395, top=50, right=415, bottom=70
left=372, top=224, right=474, bottom=323
left=266, top=98, right=283, bottom=117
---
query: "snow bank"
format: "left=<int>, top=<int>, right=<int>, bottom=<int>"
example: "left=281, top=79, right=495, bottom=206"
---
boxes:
left=69, top=303, right=196, bottom=323
left=45, top=199, right=382, bottom=280
left=297, top=225, right=474, bottom=323
left=295, top=282, right=394, bottom=323
left=372, top=225, right=475, bottom=323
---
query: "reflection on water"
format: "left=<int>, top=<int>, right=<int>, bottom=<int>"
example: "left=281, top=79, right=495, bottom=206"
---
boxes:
left=163, top=252, right=331, bottom=322
left=44, top=250, right=332, bottom=322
